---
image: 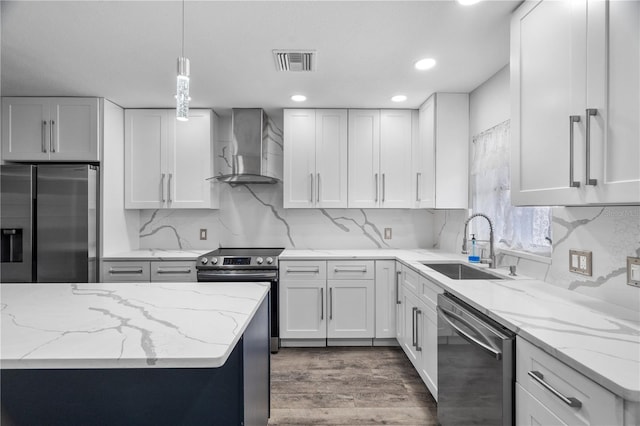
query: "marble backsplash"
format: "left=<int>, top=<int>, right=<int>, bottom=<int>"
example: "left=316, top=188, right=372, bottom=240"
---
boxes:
left=138, top=184, right=433, bottom=250
left=432, top=206, right=640, bottom=312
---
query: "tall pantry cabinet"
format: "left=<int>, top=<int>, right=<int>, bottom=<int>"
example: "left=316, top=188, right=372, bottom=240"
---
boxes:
left=511, top=0, right=640, bottom=205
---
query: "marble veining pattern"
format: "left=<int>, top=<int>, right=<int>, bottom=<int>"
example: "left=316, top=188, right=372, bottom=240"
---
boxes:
left=1, top=282, right=269, bottom=369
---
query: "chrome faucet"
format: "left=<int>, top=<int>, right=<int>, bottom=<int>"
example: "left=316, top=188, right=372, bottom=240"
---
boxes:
left=461, top=213, right=496, bottom=269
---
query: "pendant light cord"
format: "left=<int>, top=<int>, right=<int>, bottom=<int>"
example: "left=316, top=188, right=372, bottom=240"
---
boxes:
left=181, top=0, right=185, bottom=57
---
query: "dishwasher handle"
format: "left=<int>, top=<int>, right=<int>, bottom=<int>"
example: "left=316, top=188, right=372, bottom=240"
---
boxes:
left=437, top=305, right=503, bottom=360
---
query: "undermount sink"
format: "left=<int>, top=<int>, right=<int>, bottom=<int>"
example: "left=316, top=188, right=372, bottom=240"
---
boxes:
left=420, top=262, right=506, bottom=280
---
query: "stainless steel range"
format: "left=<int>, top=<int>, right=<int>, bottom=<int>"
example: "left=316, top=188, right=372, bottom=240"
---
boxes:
left=196, top=247, right=284, bottom=353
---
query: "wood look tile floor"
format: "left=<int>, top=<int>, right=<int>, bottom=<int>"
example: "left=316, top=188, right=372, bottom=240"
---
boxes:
left=268, top=347, right=438, bottom=425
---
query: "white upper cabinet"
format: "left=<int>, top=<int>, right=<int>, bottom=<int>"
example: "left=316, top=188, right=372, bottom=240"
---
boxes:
left=415, top=93, right=469, bottom=209
left=124, top=109, right=216, bottom=209
left=2, top=97, right=99, bottom=162
left=348, top=109, right=415, bottom=208
left=511, top=0, right=640, bottom=205
left=283, top=109, right=348, bottom=208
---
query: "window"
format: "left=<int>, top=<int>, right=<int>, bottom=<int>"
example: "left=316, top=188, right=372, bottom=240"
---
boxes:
left=470, top=120, right=552, bottom=256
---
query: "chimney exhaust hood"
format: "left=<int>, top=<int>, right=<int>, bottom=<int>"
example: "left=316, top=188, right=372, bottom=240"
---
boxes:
left=210, top=108, right=282, bottom=184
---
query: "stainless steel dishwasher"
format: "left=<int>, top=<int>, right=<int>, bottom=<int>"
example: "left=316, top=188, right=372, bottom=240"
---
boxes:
left=437, top=293, right=515, bottom=426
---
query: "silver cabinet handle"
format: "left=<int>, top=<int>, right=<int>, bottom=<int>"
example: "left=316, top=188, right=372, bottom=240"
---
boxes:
left=156, top=268, right=191, bottom=274
left=285, top=267, right=320, bottom=273
left=416, top=172, right=421, bottom=201
left=569, top=116, right=581, bottom=188
left=382, top=173, right=386, bottom=203
left=109, top=267, right=144, bottom=274
left=374, top=173, right=379, bottom=202
left=585, top=108, right=598, bottom=186
left=42, top=120, right=48, bottom=152
left=316, top=173, right=320, bottom=203
left=320, top=287, right=324, bottom=320
left=168, top=173, right=173, bottom=202
left=528, top=371, right=583, bottom=408
left=50, top=120, right=56, bottom=152
left=416, top=309, right=422, bottom=352
left=329, top=287, right=333, bottom=320
left=333, top=266, right=367, bottom=273
left=161, top=173, right=166, bottom=203
left=309, top=173, right=314, bottom=203
left=436, top=306, right=502, bottom=360
left=395, top=271, right=401, bottom=304
left=412, top=307, right=418, bottom=347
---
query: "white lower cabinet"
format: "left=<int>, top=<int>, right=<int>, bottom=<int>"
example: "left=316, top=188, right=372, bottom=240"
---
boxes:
left=101, top=260, right=196, bottom=282
left=374, top=260, right=398, bottom=339
left=280, top=260, right=375, bottom=345
left=397, top=264, right=441, bottom=400
left=516, top=336, right=624, bottom=425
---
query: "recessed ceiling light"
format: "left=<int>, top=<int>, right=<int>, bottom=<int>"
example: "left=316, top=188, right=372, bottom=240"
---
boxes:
left=457, top=0, right=482, bottom=5
left=414, top=58, right=437, bottom=71
left=391, top=95, right=407, bottom=102
left=291, top=94, right=307, bottom=102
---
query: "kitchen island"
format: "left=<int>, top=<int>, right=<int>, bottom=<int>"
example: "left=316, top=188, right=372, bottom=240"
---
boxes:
left=0, top=281, right=270, bottom=426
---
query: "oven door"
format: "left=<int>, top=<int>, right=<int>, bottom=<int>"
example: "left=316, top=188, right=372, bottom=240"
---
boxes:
left=197, top=269, right=280, bottom=353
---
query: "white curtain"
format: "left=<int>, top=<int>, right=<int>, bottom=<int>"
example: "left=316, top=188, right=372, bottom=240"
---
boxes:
left=470, top=120, right=552, bottom=255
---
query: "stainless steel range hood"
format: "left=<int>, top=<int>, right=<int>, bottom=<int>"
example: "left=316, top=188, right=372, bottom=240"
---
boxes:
left=211, top=108, right=282, bottom=184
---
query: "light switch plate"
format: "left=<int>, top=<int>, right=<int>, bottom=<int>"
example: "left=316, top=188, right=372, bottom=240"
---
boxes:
left=384, top=228, right=392, bottom=239
left=627, top=257, right=640, bottom=287
left=569, top=249, right=592, bottom=276
left=200, top=229, right=207, bottom=240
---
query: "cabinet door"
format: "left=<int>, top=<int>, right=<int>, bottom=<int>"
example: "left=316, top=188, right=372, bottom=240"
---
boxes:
left=415, top=96, right=436, bottom=208
left=401, top=288, right=419, bottom=366
left=315, top=109, right=348, bottom=208
left=167, top=109, right=215, bottom=208
left=511, top=0, right=586, bottom=206
left=585, top=0, right=640, bottom=204
left=375, top=260, right=398, bottom=339
left=50, top=98, right=99, bottom=161
left=124, top=110, right=165, bottom=209
left=279, top=279, right=327, bottom=339
left=2, top=97, right=51, bottom=161
left=380, top=110, right=413, bottom=208
left=395, top=263, right=405, bottom=344
left=283, top=109, right=316, bottom=208
left=327, top=279, right=374, bottom=339
left=417, top=305, right=438, bottom=400
left=348, top=109, right=380, bottom=208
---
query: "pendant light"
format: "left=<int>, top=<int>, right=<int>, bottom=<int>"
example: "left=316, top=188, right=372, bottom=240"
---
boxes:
left=176, top=0, right=190, bottom=121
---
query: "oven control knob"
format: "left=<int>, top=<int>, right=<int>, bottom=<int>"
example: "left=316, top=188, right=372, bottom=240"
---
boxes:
left=200, top=258, right=208, bottom=264
left=256, top=257, right=264, bottom=265
left=211, top=257, right=218, bottom=264
left=266, top=257, right=274, bottom=264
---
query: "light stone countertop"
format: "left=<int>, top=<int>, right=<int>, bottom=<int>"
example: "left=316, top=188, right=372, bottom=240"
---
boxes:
left=0, top=282, right=269, bottom=370
left=281, top=249, right=640, bottom=401
left=102, top=249, right=211, bottom=261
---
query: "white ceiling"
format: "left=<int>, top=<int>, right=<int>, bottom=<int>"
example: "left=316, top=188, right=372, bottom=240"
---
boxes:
left=1, top=1, right=518, bottom=118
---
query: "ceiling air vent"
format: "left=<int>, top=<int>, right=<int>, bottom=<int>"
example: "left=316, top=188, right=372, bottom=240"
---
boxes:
left=273, top=50, right=316, bottom=72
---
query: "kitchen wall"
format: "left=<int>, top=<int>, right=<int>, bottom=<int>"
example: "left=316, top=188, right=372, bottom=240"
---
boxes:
left=436, top=64, right=640, bottom=312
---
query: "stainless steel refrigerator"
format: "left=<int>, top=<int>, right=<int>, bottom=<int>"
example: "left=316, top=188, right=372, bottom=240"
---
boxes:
left=1, top=164, right=98, bottom=283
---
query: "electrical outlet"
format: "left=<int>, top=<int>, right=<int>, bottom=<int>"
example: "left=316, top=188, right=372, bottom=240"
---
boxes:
left=384, top=228, right=392, bottom=239
left=627, top=257, right=640, bottom=287
left=569, top=249, right=592, bottom=276
left=199, top=229, right=207, bottom=240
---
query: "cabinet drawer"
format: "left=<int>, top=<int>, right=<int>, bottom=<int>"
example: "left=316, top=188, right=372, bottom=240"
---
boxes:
left=516, top=337, right=622, bottom=425
left=102, top=261, right=150, bottom=282
left=401, top=265, right=420, bottom=294
left=150, top=261, right=196, bottom=282
left=419, top=275, right=443, bottom=307
left=280, top=261, right=327, bottom=280
left=327, top=260, right=374, bottom=280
